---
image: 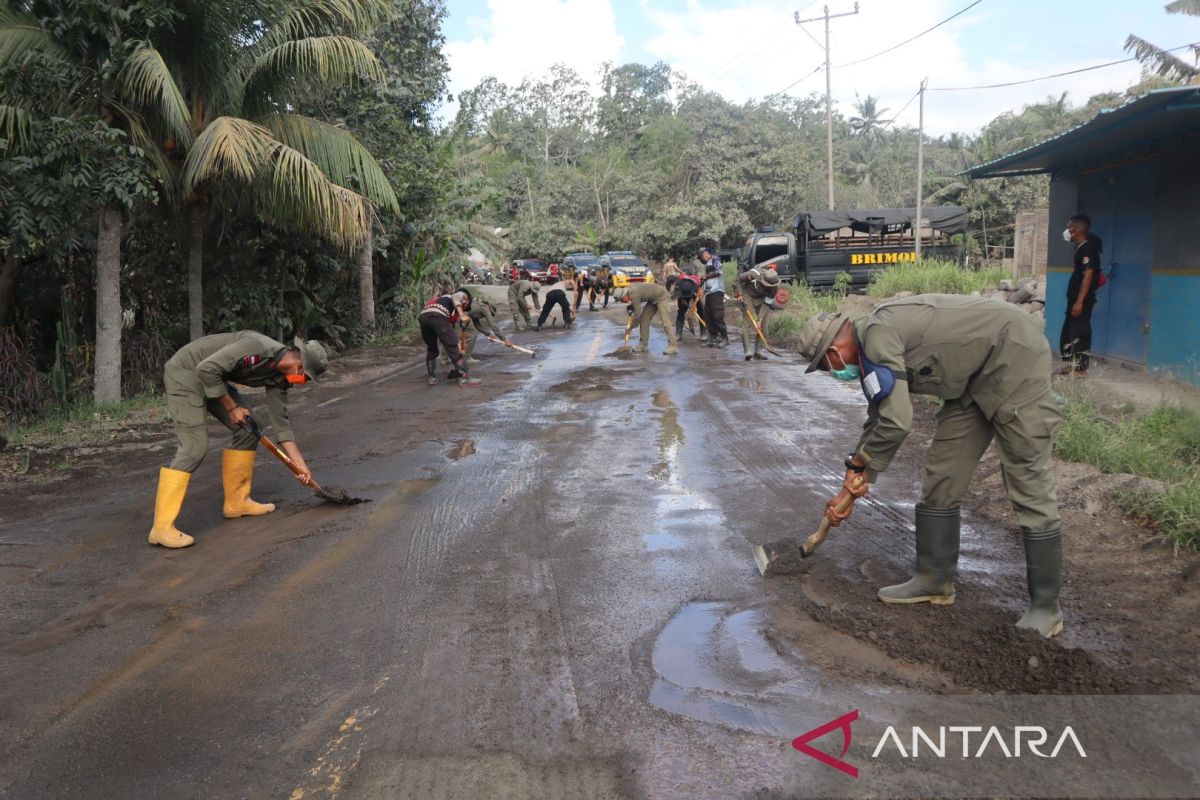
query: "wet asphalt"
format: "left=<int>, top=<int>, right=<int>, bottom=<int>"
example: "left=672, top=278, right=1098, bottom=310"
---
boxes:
left=0, top=284, right=1163, bottom=799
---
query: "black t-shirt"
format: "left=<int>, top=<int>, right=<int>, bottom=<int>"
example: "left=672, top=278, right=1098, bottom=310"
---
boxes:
left=1067, top=237, right=1101, bottom=305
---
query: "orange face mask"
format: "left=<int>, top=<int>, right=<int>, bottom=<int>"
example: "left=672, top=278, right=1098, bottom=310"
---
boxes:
left=285, top=373, right=309, bottom=386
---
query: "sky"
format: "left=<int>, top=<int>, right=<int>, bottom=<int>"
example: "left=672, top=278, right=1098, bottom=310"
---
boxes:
left=439, top=0, right=1192, bottom=135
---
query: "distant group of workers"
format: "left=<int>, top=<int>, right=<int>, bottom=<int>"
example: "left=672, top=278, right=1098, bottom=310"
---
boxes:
left=148, top=236, right=1075, bottom=643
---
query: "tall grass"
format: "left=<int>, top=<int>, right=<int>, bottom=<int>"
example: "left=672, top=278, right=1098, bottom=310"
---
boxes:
left=868, top=258, right=1008, bottom=298
left=1054, top=393, right=1200, bottom=550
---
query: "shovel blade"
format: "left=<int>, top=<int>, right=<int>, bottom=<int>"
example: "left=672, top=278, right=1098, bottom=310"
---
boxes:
left=753, top=537, right=804, bottom=577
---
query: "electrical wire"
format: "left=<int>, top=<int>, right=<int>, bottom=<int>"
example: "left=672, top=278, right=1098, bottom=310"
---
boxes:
left=875, top=86, right=922, bottom=132
left=835, top=0, right=984, bottom=69
left=929, top=41, right=1200, bottom=91
left=769, top=63, right=825, bottom=97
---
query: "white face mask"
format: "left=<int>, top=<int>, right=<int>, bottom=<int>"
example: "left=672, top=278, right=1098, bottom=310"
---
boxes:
left=1062, top=228, right=1072, bottom=242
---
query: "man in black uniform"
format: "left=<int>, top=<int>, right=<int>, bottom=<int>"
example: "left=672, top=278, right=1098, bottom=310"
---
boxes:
left=1060, top=214, right=1102, bottom=377
left=537, top=288, right=574, bottom=330
left=590, top=265, right=613, bottom=309
left=670, top=267, right=702, bottom=339
left=572, top=268, right=593, bottom=314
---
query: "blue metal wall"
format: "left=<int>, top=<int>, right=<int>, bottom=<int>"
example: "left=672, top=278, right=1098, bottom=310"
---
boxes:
left=1075, top=161, right=1156, bottom=364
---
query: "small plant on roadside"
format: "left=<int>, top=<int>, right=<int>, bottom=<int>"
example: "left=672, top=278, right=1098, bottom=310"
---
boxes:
left=868, top=258, right=1007, bottom=298
left=1054, top=392, right=1200, bottom=550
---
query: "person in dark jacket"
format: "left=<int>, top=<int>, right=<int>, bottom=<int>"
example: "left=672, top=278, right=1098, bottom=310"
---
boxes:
left=420, top=288, right=478, bottom=387
left=1060, top=214, right=1102, bottom=376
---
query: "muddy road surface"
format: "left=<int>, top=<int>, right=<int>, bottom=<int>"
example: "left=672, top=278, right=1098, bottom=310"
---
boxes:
left=2, top=289, right=1197, bottom=799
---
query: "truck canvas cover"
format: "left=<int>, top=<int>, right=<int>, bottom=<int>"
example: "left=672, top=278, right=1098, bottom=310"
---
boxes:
left=791, top=206, right=967, bottom=238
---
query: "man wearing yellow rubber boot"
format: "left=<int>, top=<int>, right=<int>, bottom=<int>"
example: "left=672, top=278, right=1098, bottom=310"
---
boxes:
left=149, top=332, right=328, bottom=548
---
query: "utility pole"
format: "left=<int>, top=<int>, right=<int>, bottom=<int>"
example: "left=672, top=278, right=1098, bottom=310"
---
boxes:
left=795, top=2, right=859, bottom=210
left=915, top=77, right=928, bottom=259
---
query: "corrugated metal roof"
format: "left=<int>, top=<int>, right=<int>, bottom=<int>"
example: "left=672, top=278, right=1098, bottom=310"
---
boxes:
left=963, top=86, right=1200, bottom=179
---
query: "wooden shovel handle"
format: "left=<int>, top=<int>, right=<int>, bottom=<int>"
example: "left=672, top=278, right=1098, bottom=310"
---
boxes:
left=800, top=475, right=864, bottom=557
left=244, top=418, right=326, bottom=493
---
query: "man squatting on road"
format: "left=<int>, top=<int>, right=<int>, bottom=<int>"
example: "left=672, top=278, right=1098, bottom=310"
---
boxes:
left=623, top=282, right=678, bottom=355
left=735, top=265, right=781, bottom=361
left=507, top=278, right=541, bottom=331
left=149, top=332, right=329, bottom=549
left=420, top=288, right=480, bottom=387
left=797, top=295, right=1065, bottom=637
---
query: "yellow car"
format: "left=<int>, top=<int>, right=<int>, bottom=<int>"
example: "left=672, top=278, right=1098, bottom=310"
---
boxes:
left=605, top=252, right=654, bottom=288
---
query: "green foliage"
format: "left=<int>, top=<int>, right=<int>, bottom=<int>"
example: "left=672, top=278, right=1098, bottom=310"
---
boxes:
left=1055, top=394, right=1200, bottom=549
left=867, top=258, right=1008, bottom=297
left=50, top=288, right=86, bottom=406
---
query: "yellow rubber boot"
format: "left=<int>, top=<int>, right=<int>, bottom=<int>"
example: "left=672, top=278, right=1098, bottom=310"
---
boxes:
left=148, top=467, right=195, bottom=548
left=222, top=449, right=276, bottom=518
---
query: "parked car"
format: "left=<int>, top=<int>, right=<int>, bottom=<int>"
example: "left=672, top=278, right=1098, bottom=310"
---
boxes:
left=602, top=251, right=654, bottom=287
left=512, top=258, right=553, bottom=285
left=563, top=253, right=600, bottom=278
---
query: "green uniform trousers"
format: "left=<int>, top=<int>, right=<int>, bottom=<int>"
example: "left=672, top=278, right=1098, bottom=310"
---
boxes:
left=638, top=301, right=678, bottom=347
left=166, top=381, right=258, bottom=472
left=922, top=393, right=1062, bottom=532
left=740, top=298, right=770, bottom=355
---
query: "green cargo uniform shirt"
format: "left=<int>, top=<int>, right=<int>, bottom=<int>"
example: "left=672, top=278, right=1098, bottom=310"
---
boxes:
left=627, top=283, right=678, bottom=349
left=852, top=295, right=1062, bottom=532
left=463, top=300, right=505, bottom=359
left=507, top=280, right=541, bottom=329
left=735, top=272, right=772, bottom=356
left=164, top=331, right=295, bottom=473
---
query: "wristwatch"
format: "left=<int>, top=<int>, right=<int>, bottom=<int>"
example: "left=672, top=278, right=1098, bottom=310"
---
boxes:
left=844, top=454, right=866, bottom=473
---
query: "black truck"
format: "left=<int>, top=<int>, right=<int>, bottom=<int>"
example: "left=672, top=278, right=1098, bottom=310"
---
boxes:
left=739, top=206, right=966, bottom=291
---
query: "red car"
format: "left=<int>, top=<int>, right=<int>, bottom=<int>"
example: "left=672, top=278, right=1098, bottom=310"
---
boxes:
left=513, top=259, right=553, bottom=285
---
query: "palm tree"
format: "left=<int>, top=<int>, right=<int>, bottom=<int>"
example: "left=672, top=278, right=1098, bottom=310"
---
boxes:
left=849, top=95, right=891, bottom=140
left=154, top=0, right=399, bottom=338
left=1126, top=1, right=1200, bottom=84
left=0, top=2, right=189, bottom=403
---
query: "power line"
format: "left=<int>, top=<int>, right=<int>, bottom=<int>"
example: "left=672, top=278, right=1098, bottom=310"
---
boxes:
left=703, top=1, right=822, bottom=86
left=835, top=0, right=983, bottom=69
left=769, top=63, right=824, bottom=97
left=929, top=41, right=1200, bottom=91
left=876, top=86, right=922, bottom=133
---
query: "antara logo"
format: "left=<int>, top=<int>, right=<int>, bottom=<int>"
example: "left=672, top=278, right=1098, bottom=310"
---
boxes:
left=792, top=711, right=1087, bottom=778
left=792, top=709, right=860, bottom=778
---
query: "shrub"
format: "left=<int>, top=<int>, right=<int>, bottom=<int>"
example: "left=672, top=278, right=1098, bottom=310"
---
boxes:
left=867, top=258, right=1008, bottom=298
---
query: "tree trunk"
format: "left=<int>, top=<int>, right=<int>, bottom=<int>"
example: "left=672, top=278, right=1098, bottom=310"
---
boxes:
left=0, top=253, right=23, bottom=330
left=358, top=224, right=375, bottom=331
left=94, top=204, right=122, bottom=404
left=526, top=177, right=536, bottom=224
left=188, top=201, right=205, bottom=340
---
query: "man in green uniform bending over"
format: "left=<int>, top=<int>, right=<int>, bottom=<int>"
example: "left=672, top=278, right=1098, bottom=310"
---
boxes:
left=150, top=332, right=329, bottom=549
left=797, top=295, right=1064, bottom=637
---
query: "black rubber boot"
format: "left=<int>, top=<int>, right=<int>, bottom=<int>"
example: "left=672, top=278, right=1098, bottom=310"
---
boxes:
left=878, top=505, right=960, bottom=604
left=1016, top=528, right=1064, bottom=637
left=426, top=359, right=438, bottom=386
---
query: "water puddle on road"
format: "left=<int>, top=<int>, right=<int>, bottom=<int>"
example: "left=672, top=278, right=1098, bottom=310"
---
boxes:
left=648, top=390, right=684, bottom=483
left=446, top=439, right=477, bottom=460
left=649, top=601, right=826, bottom=737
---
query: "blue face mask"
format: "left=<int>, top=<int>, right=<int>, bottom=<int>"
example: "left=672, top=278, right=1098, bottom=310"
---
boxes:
left=831, top=364, right=861, bottom=382
left=826, top=348, right=861, bottom=381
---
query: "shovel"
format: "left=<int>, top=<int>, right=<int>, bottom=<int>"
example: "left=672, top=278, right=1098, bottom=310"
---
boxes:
left=738, top=300, right=784, bottom=358
left=241, top=416, right=366, bottom=506
left=752, top=475, right=864, bottom=577
left=486, top=336, right=536, bottom=357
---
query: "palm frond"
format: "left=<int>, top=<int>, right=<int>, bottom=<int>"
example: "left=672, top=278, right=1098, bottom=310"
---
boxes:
left=0, top=102, right=32, bottom=151
left=260, top=141, right=372, bottom=248
left=119, top=107, right=180, bottom=204
left=1165, top=0, right=1200, bottom=16
left=181, top=116, right=274, bottom=197
left=245, top=35, right=383, bottom=107
left=266, top=0, right=393, bottom=44
left=0, top=8, right=66, bottom=66
left=259, top=113, right=397, bottom=212
left=1124, top=34, right=1200, bottom=82
left=118, top=42, right=194, bottom=145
